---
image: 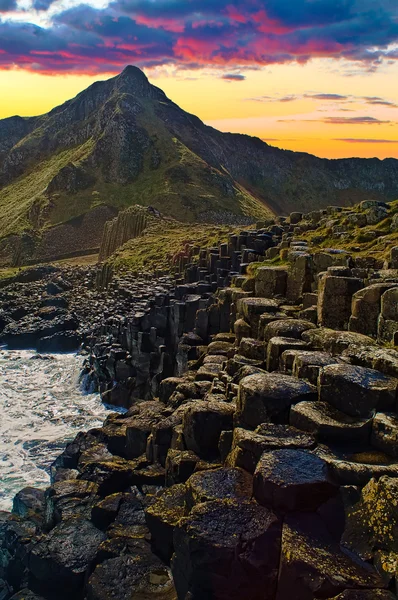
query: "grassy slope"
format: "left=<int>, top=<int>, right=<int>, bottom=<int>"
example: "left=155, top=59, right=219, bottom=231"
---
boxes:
left=299, top=199, right=398, bottom=262
left=0, top=139, right=95, bottom=236
left=0, top=97, right=272, bottom=239
left=109, top=220, right=245, bottom=275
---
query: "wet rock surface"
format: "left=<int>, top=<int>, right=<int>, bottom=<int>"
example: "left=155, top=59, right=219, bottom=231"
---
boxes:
left=1, top=200, right=398, bottom=599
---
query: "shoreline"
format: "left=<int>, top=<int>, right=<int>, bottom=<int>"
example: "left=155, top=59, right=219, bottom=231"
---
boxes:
left=0, top=200, right=397, bottom=600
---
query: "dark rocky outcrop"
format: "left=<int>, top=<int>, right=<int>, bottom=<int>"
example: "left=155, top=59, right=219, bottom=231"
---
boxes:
left=1, top=199, right=398, bottom=600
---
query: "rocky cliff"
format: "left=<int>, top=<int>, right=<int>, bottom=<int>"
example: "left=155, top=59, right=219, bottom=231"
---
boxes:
left=1, top=65, right=398, bottom=265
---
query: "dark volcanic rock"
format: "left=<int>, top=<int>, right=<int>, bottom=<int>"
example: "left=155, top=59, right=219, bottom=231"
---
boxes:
left=319, top=364, right=398, bottom=418
left=277, top=513, right=386, bottom=600
left=86, top=554, right=176, bottom=600
left=29, top=518, right=106, bottom=594
left=237, top=372, right=317, bottom=428
left=172, top=499, right=282, bottom=600
left=186, top=467, right=253, bottom=506
left=253, top=449, right=338, bottom=512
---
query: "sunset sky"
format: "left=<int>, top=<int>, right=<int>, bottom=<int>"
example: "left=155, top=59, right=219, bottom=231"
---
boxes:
left=0, top=0, right=397, bottom=159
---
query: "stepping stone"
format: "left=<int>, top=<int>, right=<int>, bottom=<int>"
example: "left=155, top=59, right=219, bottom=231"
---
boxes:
left=292, top=350, right=342, bottom=384
left=186, top=467, right=253, bottom=506
left=87, top=554, right=175, bottom=600
left=29, top=519, right=106, bottom=593
left=172, top=499, right=282, bottom=600
left=290, top=401, right=373, bottom=443
left=319, top=364, right=398, bottom=417
left=266, top=336, right=308, bottom=371
left=227, top=425, right=315, bottom=473
left=145, top=484, right=189, bottom=563
left=276, top=513, right=386, bottom=600
left=263, top=318, right=316, bottom=342
left=183, top=401, right=235, bottom=458
left=237, top=372, right=317, bottom=428
left=253, top=449, right=337, bottom=511
left=371, top=413, right=398, bottom=458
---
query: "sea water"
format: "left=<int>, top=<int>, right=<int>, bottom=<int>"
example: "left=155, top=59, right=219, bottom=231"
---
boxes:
left=0, top=349, right=113, bottom=511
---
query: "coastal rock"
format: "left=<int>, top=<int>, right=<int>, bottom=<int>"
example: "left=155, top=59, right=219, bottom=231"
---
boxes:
left=172, top=499, right=282, bottom=600
left=277, top=513, right=385, bottom=600
left=237, top=373, right=317, bottom=428
left=29, top=518, right=106, bottom=594
left=319, top=365, right=398, bottom=417
left=253, top=449, right=337, bottom=512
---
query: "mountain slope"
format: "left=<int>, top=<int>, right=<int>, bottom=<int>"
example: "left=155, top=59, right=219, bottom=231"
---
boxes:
left=0, top=65, right=397, bottom=265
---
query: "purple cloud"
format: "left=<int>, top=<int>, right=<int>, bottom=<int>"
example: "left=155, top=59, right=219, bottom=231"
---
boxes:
left=0, top=0, right=396, bottom=74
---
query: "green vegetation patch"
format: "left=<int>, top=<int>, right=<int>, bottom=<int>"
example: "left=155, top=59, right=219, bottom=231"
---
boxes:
left=109, top=220, right=243, bottom=275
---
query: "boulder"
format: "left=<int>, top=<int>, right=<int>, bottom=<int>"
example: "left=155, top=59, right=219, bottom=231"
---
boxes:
left=237, top=373, right=317, bottom=428
left=371, top=413, right=398, bottom=458
left=378, top=287, right=398, bottom=344
left=291, top=350, right=341, bottom=384
left=266, top=336, right=308, bottom=372
left=12, top=488, right=45, bottom=520
left=263, top=319, right=316, bottom=342
left=302, top=328, right=376, bottom=355
left=255, top=267, right=288, bottom=299
left=44, top=479, right=99, bottom=528
left=349, top=284, right=397, bottom=338
left=29, top=518, right=106, bottom=594
left=341, top=476, right=398, bottom=562
left=87, top=554, right=176, bottom=600
left=290, top=401, right=373, bottom=443
left=145, top=484, right=189, bottom=563
left=9, top=591, right=46, bottom=600
left=277, top=513, right=386, bottom=600
left=238, top=298, right=280, bottom=336
left=238, top=337, right=266, bottom=361
left=172, top=500, right=282, bottom=600
left=326, top=591, right=395, bottom=600
left=165, top=449, right=200, bottom=486
left=186, top=467, right=253, bottom=506
left=183, top=401, right=235, bottom=458
left=319, top=364, right=398, bottom=418
left=227, top=425, right=315, bottom=473
left=318, top=275, right=363, bottom=330
left=254, top=449, right=337, bottom=511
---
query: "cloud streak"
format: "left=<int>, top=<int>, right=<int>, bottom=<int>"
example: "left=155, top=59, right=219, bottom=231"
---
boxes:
left=221, top=73, right=246, bottom=81
left=279, top=115, right=394, bottom=124
left=0, top=0, right=395, bottom=74
left=335, top=138, right=398, bottom=143
left=247, top=91, right=398, bottom=107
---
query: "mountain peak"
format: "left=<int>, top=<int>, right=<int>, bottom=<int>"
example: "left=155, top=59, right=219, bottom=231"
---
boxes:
left=119, top=65, right=148, bottom=81
left=114, top=65, right=154, bottom=97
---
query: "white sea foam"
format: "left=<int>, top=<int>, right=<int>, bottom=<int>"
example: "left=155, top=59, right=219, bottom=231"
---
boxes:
left=0, top=349, right=113, bottom=511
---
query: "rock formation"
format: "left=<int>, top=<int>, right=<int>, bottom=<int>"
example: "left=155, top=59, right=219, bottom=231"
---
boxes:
left=0, top=198, right=398, bottom=599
